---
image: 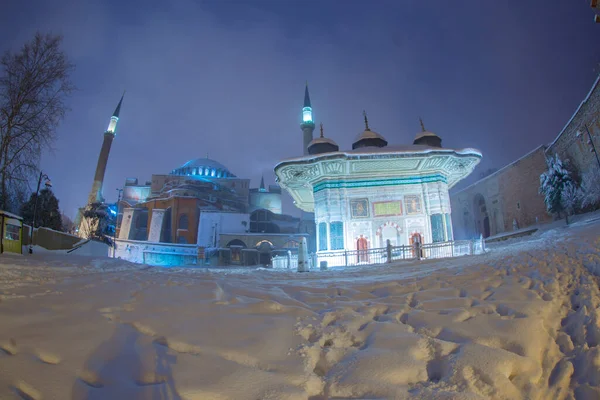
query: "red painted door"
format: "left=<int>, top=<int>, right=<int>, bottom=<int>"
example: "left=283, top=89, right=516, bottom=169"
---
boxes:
left=356, top=237, right=369, bottom=263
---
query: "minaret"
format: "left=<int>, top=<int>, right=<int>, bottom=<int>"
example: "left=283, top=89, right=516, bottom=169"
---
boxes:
left=300, top=82, right=315, bottom=155
left=87, top=93, right=124, bottom=205
left=259, top=175, right=266, bottom=192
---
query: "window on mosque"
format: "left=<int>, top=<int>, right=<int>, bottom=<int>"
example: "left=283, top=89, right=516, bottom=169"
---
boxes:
left=179, top=214, right=189, bottom=230
left=318, top=222, right=327, bottom=251
left=135, top=213, right=148, bottom=229
left=329, top=221, right=344, bottom=250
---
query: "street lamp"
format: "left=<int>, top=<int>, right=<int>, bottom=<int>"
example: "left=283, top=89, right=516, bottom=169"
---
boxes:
left=576, top=124, right=600, bottom=171
left=29, top=171, right=52, bottom=254
left=113, top=188, right=123, bottom=258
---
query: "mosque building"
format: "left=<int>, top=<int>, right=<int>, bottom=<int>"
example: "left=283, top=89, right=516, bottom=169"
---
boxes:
left=274, top=87, right=482, bottom=260
left=114, top=155, right=313, bottom=265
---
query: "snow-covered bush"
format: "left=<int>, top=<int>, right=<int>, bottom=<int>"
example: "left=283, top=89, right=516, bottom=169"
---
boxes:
left=540, top=154, right=577, bottom=220
left=579, top=167, right=600, bottom=209
left=561, top=181, right=580, bottom=218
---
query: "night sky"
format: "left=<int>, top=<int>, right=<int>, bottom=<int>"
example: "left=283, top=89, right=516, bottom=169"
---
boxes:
left=1, top=0, right=600, bottom=218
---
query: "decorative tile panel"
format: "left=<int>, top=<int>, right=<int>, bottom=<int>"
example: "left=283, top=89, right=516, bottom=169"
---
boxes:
left=351, top=159, right=421, bottom=173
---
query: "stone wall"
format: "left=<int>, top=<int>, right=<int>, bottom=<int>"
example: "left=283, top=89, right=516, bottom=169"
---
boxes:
left=451, top=146, right=550, bottom=239
left=546, top=75, right=600, bottom=178
left=452, top=74, right=600, bottom=239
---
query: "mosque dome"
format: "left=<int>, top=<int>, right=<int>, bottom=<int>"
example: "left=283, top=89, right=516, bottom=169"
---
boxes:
left=413, top=119, right=442, bottom=148
left=308, top=123, right=339, bottom=155
left=171, top=157, right=236, bottom=178
left=352, top=111, right=388, bottom=150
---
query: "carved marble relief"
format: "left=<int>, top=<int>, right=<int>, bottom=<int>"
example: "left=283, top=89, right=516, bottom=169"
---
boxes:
left=321, top=161, right=345, bottom=174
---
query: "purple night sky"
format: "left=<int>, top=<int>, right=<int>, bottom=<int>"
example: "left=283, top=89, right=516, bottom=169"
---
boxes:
left=1, top=0, right=599, bottom=218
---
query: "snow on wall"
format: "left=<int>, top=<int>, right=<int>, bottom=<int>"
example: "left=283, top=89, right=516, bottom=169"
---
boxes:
left=147, top=209, right=165, bottom=242
left=118, top=208, right=135, bottom=240
left=114, top=239, right=197, bottom=266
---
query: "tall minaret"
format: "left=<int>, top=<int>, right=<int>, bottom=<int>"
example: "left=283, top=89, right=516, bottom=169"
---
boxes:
left=87, top=93, right=124, bottom=205
left=300, top=83, right=315, bottom=155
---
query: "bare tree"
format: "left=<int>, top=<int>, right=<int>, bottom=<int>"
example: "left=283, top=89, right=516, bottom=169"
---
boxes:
left=0, top=33, right=74, bottom=212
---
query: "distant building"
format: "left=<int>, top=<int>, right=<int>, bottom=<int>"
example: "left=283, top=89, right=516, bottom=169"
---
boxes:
left=117, top=157, right=250, bottom=244
left=249, top=176, right=282, bottom=214
left=114, top=156, right=311, bottom=265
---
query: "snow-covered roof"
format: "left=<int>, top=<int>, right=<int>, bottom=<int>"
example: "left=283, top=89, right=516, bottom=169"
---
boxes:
left=276, top=144, right=482, bottom=164
left=0, top=210, right=23, bottom=220
left=173, top=157, right=235, bottom=177
left=548, top=73, right=600, bottom=148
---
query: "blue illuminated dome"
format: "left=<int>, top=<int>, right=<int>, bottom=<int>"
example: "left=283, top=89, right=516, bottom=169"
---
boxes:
left=170, top=158, right=236, bottom=178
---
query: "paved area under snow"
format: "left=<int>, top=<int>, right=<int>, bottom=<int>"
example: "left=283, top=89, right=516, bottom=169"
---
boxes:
left=1, top=220, right=600, bottom=399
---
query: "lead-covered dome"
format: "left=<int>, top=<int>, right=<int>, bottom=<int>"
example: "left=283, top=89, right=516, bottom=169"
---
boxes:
left=413, top=119, right=442, bottom=148
left=171, top=157, right=236, bottom=178
left=352, top=111, right=388, bottom=150
left=308, top=123, right=339, bottom=155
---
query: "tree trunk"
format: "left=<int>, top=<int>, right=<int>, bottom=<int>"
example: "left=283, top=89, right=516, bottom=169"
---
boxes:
left=1, top=144, right=8, bottom=210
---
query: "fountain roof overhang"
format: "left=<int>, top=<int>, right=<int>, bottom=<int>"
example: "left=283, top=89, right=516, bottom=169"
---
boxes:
left=274, top=145, right=482, bottom=212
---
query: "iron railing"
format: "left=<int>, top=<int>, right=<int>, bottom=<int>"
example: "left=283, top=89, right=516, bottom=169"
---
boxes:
left=272, top=236, right=486, bottom=269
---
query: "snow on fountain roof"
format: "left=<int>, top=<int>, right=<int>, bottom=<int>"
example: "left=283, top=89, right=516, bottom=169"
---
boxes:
left=276, top=144, right=482, bottom=164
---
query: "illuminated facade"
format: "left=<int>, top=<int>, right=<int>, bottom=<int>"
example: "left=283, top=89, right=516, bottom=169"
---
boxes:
left=117, top=158, right=250, bottom=244
left=275, top=92, right=482, bottom=258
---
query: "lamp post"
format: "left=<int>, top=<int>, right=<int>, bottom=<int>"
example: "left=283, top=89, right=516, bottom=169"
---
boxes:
left=29, top=171, right=52, bottom=254
left=112, top=188, right=123, bottom=258
left=576, top=124, right=600, bottom=171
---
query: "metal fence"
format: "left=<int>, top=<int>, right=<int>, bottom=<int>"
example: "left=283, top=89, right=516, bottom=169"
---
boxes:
left=273, top=236, right=486, bottom=269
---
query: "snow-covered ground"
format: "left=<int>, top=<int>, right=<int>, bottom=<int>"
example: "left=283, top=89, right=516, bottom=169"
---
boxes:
left=1, top=220, right=600, bottom=399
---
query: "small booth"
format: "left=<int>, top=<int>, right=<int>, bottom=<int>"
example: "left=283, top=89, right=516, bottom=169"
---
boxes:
left=0, top=211, right=23, bottom=254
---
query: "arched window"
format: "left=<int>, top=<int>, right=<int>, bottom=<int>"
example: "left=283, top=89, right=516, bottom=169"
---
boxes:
left=179, top=214, right=189, bottom=230
left=318, top=222, right=327, bottom=251
left=329, top=221, right=344, bottom=250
